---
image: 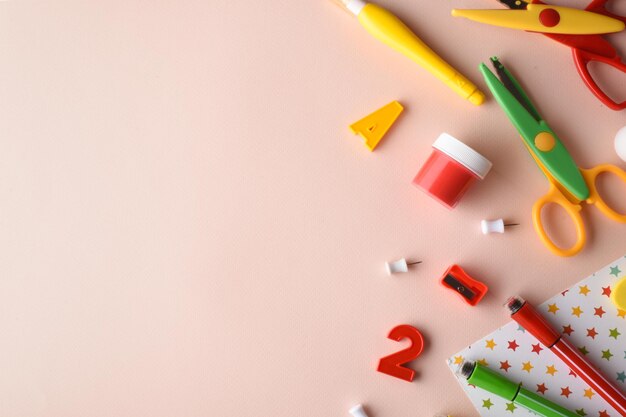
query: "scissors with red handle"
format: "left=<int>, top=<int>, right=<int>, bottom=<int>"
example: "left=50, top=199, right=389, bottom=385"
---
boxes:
left=452, top=0, right=626, bottom=110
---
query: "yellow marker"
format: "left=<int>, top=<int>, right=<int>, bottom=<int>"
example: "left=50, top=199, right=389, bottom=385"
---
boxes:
left=350, top=101, right=403, bottom=151
left=452, top=5, right=625, bottom=35
left=331, top=0, right=485, bottom=106
left=611, top=276, right=626, bottom=311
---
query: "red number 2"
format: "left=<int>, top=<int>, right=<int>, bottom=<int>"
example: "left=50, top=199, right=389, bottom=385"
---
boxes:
left=377, top=324, right=424, bottom=382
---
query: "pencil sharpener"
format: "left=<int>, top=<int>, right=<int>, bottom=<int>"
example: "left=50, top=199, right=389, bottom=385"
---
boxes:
left=439, top=264, right=488, bottom=306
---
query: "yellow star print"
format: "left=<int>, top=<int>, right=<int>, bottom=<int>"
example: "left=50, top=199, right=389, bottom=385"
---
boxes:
left=546, top=365, right=558, bottom=376
left=583, top=389, right=595, bottom=399
left=454, top=355, right=464, bottom=365
left=485, top=339, right=497, bottom=350
left=571, top=306, right=583, bottom=317
left=618, top=309, right=626, bottom=319
left=522, top=361, right=533, bottom=373
left=478, top=358, right=489, bottom=367
left=547, top=303, right=559, bottom=314
left=579, top=285, right=590, bottom=296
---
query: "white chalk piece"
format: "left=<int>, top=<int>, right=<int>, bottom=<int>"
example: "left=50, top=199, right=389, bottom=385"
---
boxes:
left=349, top=404, right=369, bottom=417
left=385, top=258, right=422, bottom=275
left=616, top=126, right=626, bottom=163
left=481, top=219, right=519, bottom=234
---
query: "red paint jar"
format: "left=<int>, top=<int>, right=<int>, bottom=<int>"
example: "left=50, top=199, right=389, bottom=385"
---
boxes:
left=413, top=133, right=492, bottom=209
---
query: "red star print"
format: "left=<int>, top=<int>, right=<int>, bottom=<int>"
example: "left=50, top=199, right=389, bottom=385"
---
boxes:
left=561, top=289, right=569, bottom=296
left=594, top=306, right=606, bottom=317
left=569, top=370, right=577, bottom=377
left=587, top=328, right=598, bottom=339
left=507, top=340, right=519, bottom=351
left=602, top=286, right=611, bottom=297
left=562, top=325, right=574, bottom=336
left=536, top=383, right=548, bottom=394
left=599, top=410, right=610, bottom=417
left=500, top=360, right=511, bottom=372
left=561, top=386, right=572, bottom=398
left=532, top=343, right=543, bottom=354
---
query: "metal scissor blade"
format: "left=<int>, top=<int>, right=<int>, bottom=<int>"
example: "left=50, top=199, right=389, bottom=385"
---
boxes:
left=497, top=0, right=528, bottom=10
left=490, top=57, right=541, bottom=122
left=479, top=59, right=543, bottom=141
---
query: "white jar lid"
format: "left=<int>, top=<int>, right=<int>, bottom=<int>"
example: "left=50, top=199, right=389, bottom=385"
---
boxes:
left=432, top=133, right=493, bottom=179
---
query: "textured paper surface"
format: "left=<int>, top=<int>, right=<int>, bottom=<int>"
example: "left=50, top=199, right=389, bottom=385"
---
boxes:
left=2, top=1, right=626, bottom=416
left=448, top=256, right=626, bottom=417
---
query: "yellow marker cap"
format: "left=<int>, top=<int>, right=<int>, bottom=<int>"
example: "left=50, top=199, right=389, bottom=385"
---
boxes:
left=349, top=101, right=404, bottom=151
left=611, top=276, right=626, bottom=311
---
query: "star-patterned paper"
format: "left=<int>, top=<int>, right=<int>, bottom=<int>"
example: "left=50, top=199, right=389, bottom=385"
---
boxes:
left=448, top=256, right=626, bottom=417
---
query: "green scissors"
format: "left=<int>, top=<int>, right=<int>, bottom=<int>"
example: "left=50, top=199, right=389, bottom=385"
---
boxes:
left=480, top=57, right=626, bottom=257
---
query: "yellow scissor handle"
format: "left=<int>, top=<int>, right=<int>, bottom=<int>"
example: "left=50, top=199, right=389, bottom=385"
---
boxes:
left=532, top=184, right=586, bottom=257
left=581, top=164, right=626, bottom=222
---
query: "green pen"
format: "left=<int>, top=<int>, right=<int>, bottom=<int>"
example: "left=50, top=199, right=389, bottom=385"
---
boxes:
left=458, top=361, right=579, bottom=417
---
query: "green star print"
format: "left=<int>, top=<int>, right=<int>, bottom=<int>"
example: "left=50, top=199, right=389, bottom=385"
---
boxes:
left=609, top=328, right=621, bottom=339
left=506, top=403, right=517, bottom=413
left=602, top=349, right=613, bottom=360
left=482, top=399, right=493, bottom=409
left=610, top=266, right=622, bottom=277
left=617, top=371, right=626, bottom=383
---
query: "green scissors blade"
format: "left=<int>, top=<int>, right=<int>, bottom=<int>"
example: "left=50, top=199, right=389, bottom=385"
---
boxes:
left=480, top=57, right=589, bottom=202
left=490, top=57, right=541, bottom=122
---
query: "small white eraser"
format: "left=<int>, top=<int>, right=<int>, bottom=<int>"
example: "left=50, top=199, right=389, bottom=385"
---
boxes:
left=616, top=126, right=626, bottom=163
left=349, top=404, right=369, bottom=417
left=481, top=219, right=505, bottom=234
left=386, top=258, right=409, bottom=275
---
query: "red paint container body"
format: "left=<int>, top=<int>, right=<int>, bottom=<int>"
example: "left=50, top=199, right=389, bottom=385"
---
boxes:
left=413, top=133, right=492, bottom=209
left=413, top=149, right=479, bottom=209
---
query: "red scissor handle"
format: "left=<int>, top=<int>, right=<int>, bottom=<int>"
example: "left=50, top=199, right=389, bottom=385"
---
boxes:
left=572, top=48, right=626, bottom=110
left=584, top=0, right=626, bottom=24
left=543, top=31, right=626, bottom=109
left=569, top=0, right=626, bottom=110
left=536, top=0, right=626, bottom=110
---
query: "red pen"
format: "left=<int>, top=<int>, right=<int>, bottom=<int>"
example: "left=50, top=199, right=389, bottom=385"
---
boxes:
left=506, top=296, right=626, bottom=417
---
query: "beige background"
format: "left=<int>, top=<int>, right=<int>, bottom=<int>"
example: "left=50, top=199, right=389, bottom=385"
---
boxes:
left=1, top=1, right=625, bottom=416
